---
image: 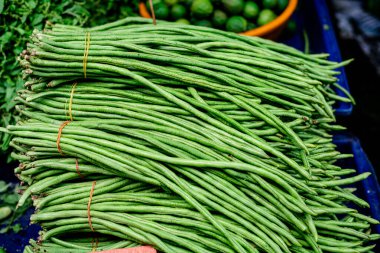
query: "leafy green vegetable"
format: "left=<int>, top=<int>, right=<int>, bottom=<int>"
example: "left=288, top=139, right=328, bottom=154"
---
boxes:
left=0, top=0, right=4, bottom=14
left=3, top=194, right=18, bottom=205
left=0, top=181, right=8, bottom=193
left=0, top=181, right=31, bottom=233
left=10, top=223, right=21, bottom=233
left=0, top=207, right=11, bottom=221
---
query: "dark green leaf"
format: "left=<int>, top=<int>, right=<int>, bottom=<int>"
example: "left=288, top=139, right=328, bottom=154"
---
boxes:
left=11, top=223, right=22, bottom=233
left=0, top=32, right=13, bottom=43
left=13, top=27, right=25, bottom=36
left=0, top=181, right=8, bottom=193
left=21, top=13, right=29, bottom=23
left=5, top=100, right=16, bottom=112
left=4, top=87, right=14, bottom=102
left=3, top=194, right=18, bottom=205
left=27, top=0, right=37, bottom=10
left=32, top=14, right=45, bottom=26
left=0, top=0, right=4, bottom=14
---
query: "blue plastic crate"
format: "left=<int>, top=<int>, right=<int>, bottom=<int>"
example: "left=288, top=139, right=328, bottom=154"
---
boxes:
left=283, top=0, right=353, bottom=116
left=333, top=134, right=380, bottom=251
left=334, top=134, right=380, bottom=236
left=1, top=134, right=379, bottom=252
left=0, top=208, right=39, bottom=253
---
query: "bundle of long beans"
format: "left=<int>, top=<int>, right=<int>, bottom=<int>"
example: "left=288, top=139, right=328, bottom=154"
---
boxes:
left=2, top=17, right=379, bottom=252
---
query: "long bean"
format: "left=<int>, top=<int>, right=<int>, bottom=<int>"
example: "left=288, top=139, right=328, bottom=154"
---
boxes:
left=4, top=17, right=378, bottom=253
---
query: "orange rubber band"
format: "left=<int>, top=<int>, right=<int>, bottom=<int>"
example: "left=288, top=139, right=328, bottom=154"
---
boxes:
left=92, top=237, right=99, bottom=252
left=56, top=121, right=71, bottom=156
left=88, top=181, right=97, bottom=232
left=139, top=1, right=156, bottom=25
left=68, top=82, right=77, bottom=121
left=147, top=0, right=156, bottom=25
left=83, top=32, right=90, bottom=79
left=75, top=158, right=84, bottom=178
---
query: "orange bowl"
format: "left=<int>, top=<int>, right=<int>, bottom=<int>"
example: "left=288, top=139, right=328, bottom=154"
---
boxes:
left=242, top=0, right=298, bottom=39
left=139, top=0, right=298, bottom=39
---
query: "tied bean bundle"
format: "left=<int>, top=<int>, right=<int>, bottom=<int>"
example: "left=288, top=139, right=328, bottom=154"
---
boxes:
left=2, top=17, right=378, bottom=252
left=0, top=0, right=141, bottom=157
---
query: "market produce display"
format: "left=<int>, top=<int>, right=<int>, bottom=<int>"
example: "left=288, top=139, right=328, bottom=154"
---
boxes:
left=0, top=0, right=139, bottom=161
left=145, top=0, right=289, bottom=32
left=1, top=17, right=378, bottom=252
left=0, top=180, right=32, bottom=233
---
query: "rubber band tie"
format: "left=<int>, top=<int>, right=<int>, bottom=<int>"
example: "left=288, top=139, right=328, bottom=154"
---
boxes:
left=68, top=82, right=77, bottom=121
left=88, top=181, right=97, bottom=232
left=148, top=0, right=157, bottom=25
left=83, top=32, right=91, bottom=79
left=91, top=237, right=99, bottom=252
left=75, top=158, right=84, bottom=178
left=56, top=121, right=71, bottom=156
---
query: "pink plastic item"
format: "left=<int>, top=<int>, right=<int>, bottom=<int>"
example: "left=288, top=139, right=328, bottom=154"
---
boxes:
left=93, top=246, right=157, bottom=253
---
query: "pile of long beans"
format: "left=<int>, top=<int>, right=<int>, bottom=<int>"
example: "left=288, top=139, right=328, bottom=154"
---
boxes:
left=1, top=17, right=378, bottom=252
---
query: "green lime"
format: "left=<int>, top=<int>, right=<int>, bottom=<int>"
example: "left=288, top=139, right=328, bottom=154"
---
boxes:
left=277, top=0, right=288, bottom=11
left=263, top=0, right=277, bottom=9
left=247, top=22, right=257, bottom=30
left=286, top=19, right=296, bottom=33
left=243, top=1, right=259, bottom=19
left=222, top=0, right=244, bottom=14
left=226, top=16, right=247, bottom=32
left=154, top=2, right=170, bottom=19
left=171, top=4, right=187, bottom=19
left=191, top=0, right=214, bottom=17
left=212, top=9, right=228, bottom=27
left=165, top=0, right=178, bottom=6
left=257, top=9, right=277, bottom=26
left=193, top=19, right=213, bottom=27
left=176, top=18, right=191, bottom=24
